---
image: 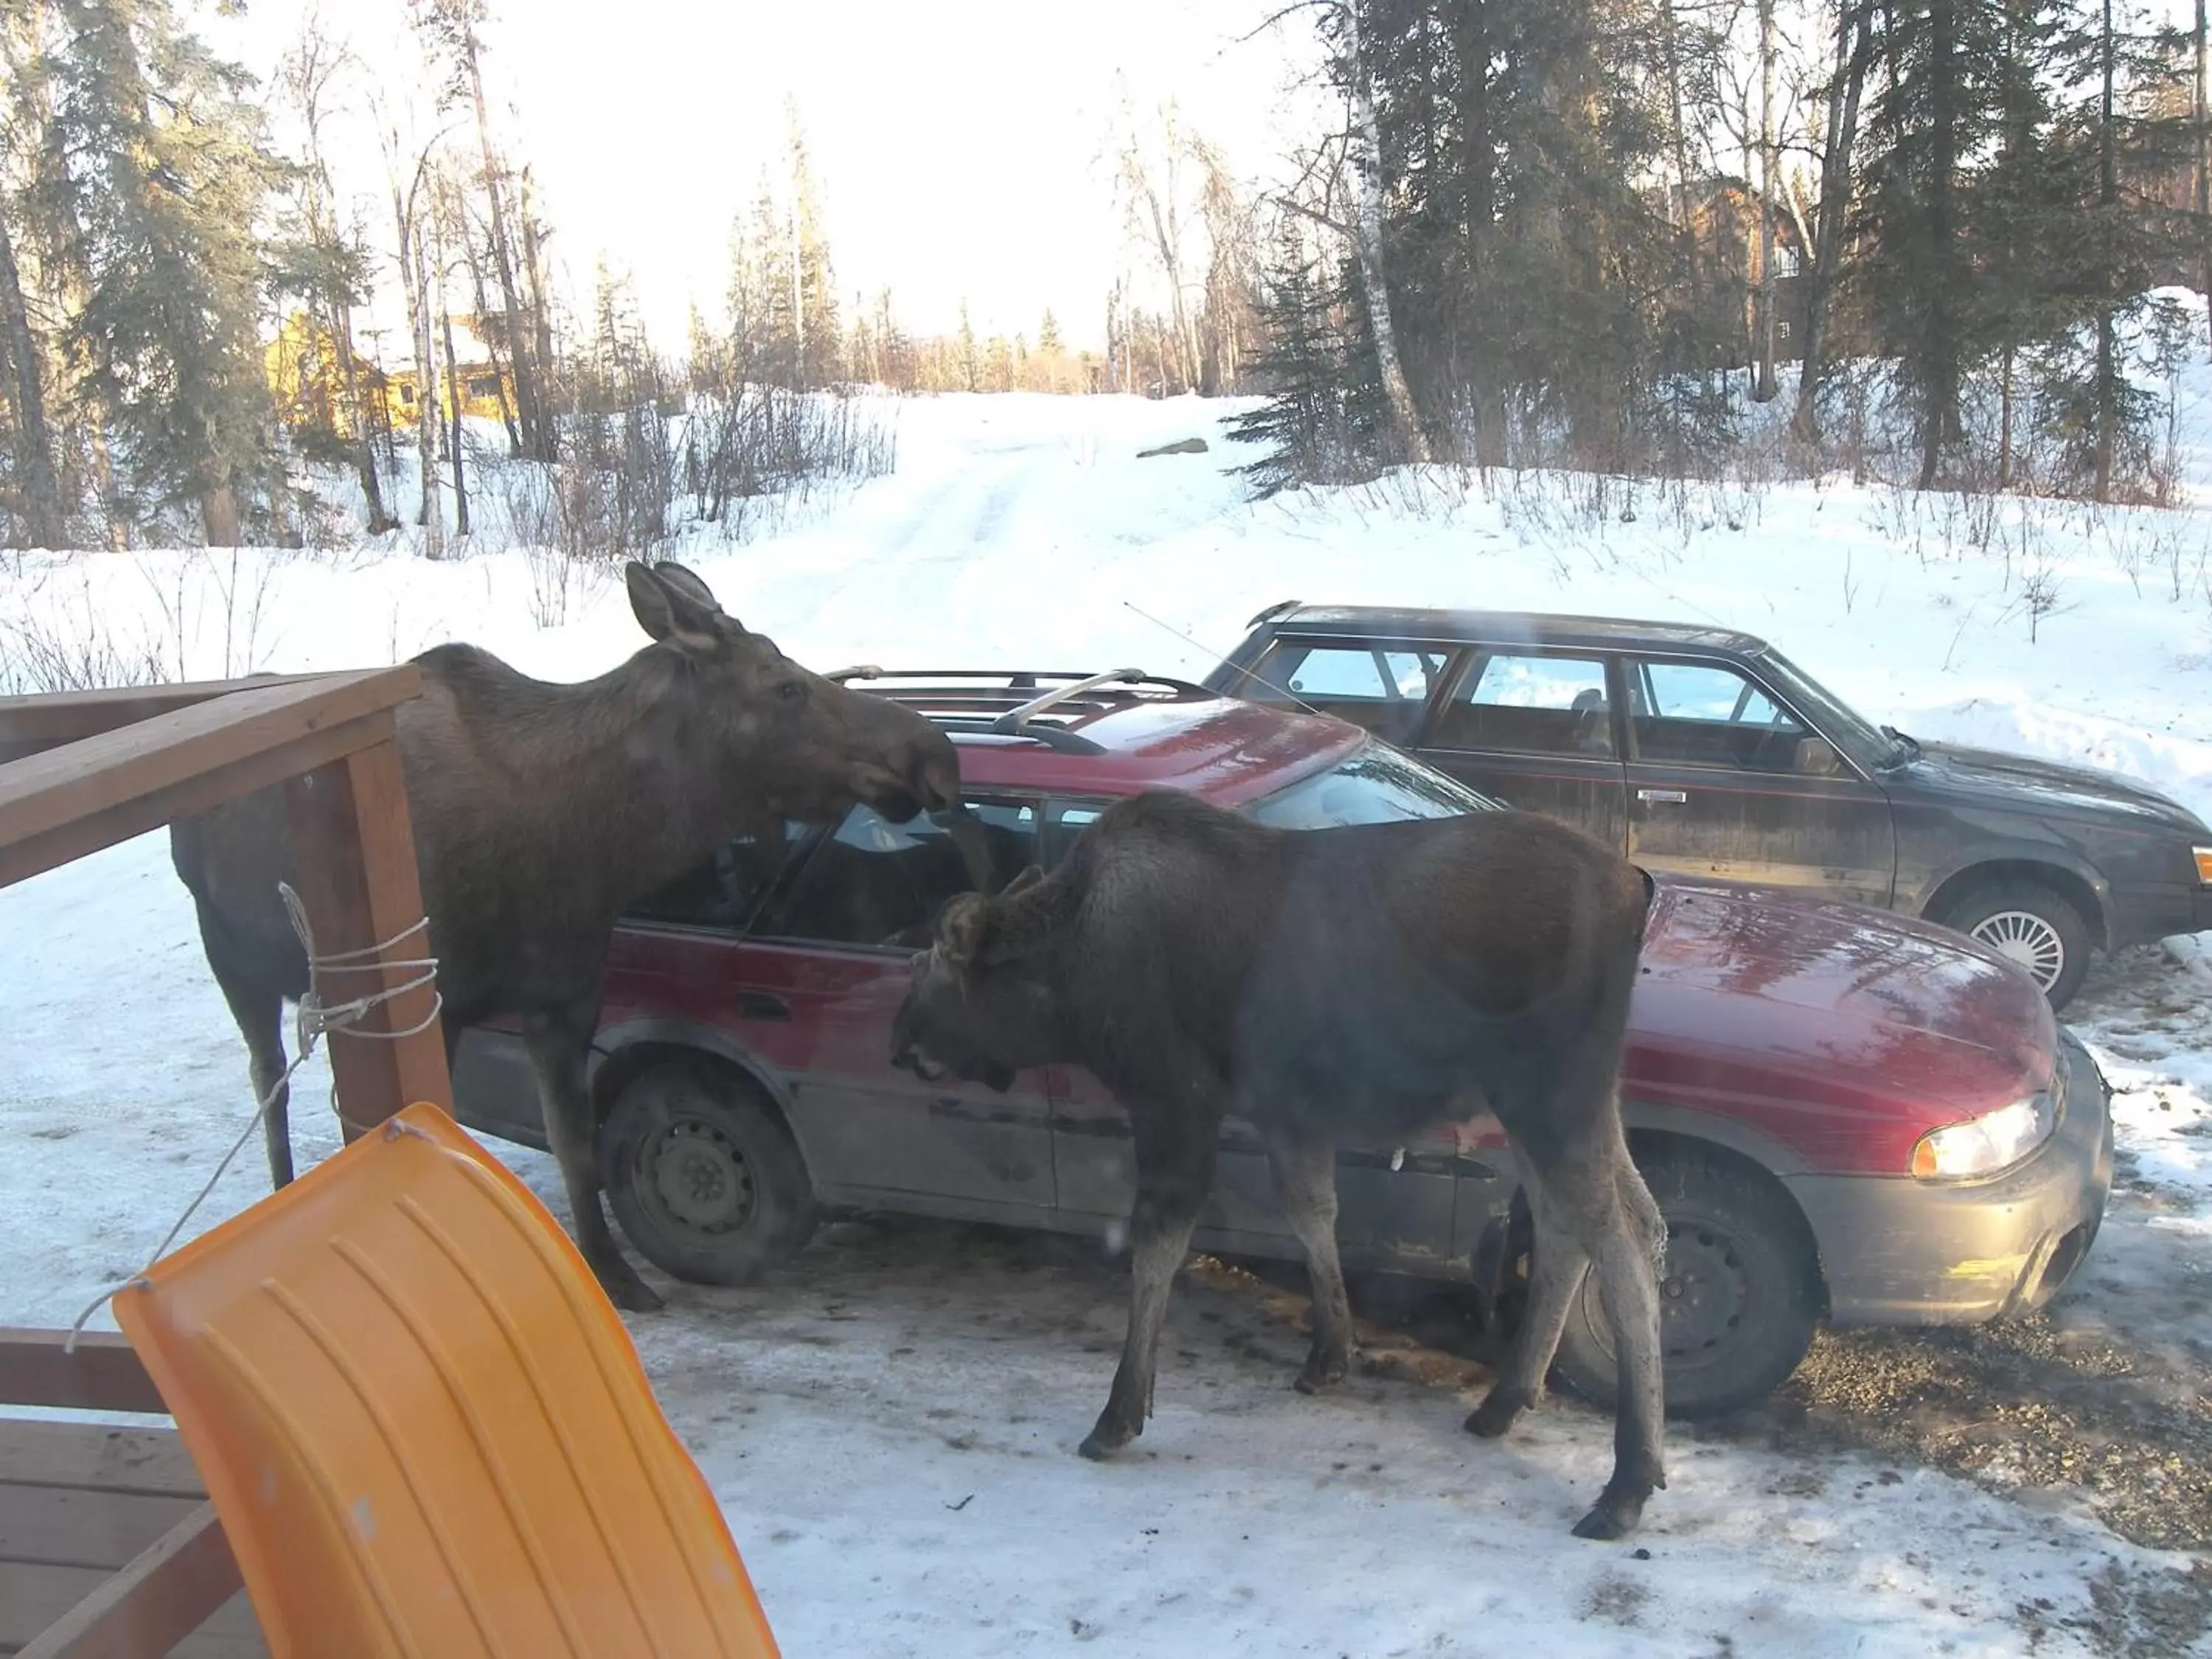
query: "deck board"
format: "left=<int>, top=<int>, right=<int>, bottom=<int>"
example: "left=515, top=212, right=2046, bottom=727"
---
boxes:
left=0, top=1423, right=206, bottom=1497
left=0, top=1419, right=268, bottom=1657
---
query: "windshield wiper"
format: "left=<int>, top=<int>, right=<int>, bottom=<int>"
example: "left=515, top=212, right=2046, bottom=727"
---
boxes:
left=1878, top=725, right=1922, bottom=767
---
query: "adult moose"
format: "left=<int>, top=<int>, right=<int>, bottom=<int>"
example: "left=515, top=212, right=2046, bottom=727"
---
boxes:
left=172, top=560, right=959, bottom=1313
left=890, top=790, right=1667, bottom=1540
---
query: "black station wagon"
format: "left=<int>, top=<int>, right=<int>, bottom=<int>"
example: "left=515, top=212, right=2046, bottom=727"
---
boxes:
left=1207, top=603, right=2212, bottom=1009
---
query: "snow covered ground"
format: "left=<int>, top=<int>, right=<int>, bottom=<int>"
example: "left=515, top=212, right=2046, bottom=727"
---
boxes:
left=4, top=388, right=2212, bottom=1652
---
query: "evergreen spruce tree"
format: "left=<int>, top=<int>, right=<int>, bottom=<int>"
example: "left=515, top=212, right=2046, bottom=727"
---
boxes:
left=1231, top=226, right=1374, bottom=495
left=784, top=109, right=840, bottom=389
left=58, top=0, right=281, bottom=543
left=1857, top=0, right=2008, bottom=487
left=2029, top=0, right=2197, bottom=497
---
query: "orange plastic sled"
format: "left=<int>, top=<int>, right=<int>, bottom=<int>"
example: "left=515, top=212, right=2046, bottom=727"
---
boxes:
left=113, top=1102, right=782, bottom=1659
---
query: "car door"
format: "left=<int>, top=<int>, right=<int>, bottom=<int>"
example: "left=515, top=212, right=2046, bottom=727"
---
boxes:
left=1233, top=634, right=1459, bottom=748
left=1417, top=648, right=1629, bottom=849
left=1038, top=799, right=1459, bottom=1260
left=740, top=797, right=1058, bottom=1218
left=1621, top=654, right=1896, bottom=904
left=1031, top=796, right=1296, bottom=1250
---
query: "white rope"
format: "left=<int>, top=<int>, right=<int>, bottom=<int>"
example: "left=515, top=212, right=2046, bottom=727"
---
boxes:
left=63, top=881, right=442, bottom=1354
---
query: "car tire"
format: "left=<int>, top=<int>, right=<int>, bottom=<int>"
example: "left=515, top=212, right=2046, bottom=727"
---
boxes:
left=1551, top=1146, right=1823, bottom=1419
left=1939, top=879, right=2092, bottom=1011
left=599, top=1059, right=817, bottom=1287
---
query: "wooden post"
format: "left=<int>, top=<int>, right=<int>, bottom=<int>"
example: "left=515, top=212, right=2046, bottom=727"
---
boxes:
left=283, top=738, right=451, bottom=1141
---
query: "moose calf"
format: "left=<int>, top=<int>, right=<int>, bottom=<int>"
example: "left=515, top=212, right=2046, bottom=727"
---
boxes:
left=891, top=789, right=1666, bottom=1539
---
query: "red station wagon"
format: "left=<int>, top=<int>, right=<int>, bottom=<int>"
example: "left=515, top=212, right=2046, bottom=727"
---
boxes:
left=449, top=671, right=2115, bottom=1413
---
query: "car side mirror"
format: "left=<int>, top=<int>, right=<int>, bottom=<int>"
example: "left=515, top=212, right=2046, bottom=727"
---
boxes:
left=1795, top=736, right=1842, bottom=777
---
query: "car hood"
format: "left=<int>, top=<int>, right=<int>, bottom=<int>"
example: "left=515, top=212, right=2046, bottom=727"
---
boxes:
left=1624, top=877, right=2062, bottom=1175
left=1888, top=740, right=2206, bottom=835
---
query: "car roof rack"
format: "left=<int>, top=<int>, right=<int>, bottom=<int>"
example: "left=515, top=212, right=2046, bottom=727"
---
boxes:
left=1244, top=597, right=1302, bottom=628
left=824, top=667, right=1214, bottom=754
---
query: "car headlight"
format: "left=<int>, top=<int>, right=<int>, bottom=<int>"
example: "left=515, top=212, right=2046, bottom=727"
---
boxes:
left=1910, top=1091, right=2056, bottom=1179
left=2194, top=845, right=2212, bottom=886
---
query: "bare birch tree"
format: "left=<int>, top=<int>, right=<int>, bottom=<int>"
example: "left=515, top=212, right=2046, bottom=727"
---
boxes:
left=277, top=19, right=397, bottom=534
left=1333, top=1, right=1427, bottom=461
left=376, top=97, right=451, bottom=554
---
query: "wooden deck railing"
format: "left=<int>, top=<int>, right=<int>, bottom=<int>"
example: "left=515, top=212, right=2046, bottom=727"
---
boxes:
left=0, top=668, right=453, bottom=1658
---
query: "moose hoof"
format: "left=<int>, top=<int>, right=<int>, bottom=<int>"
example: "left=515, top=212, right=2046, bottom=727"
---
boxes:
left=1571, top=1478, right=1654, bottom=1541
left=1570, top=1499, right=1644, bottom=1542
left=1464, top=1386, right=1531, bottom=1440
left=1293, top=1349, right=1349, bottom=1395
left=1079, top=1416, right=1139, bottom=1461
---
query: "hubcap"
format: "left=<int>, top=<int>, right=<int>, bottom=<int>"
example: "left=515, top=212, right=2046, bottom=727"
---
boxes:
left=1968, top=909, right=2065, bottom=990
left=647, top=1117, right=756, bottom=1234
left=1578, top=1217, right=1752, bottom=1366
left=1657, top=1227, right=1749, bottom=1359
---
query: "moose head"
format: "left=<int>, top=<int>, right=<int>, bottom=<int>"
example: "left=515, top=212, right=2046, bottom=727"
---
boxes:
left=623, top=560, right=961, bottom=831
left=890, top=864, right=1067, bottom=1092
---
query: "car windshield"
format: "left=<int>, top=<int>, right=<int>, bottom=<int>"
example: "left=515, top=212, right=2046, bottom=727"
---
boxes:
left=1751, top=647, right=1897, bottom=771
left=1245, top=740, right=1498, bottom=829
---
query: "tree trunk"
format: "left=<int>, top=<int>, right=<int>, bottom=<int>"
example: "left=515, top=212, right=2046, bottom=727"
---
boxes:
left=1920, top=0, right=1961, bottom=490
left=1754, top=0, right=1781, bottom=402
left=1343, top=1, right=1430, bottom=464
left=0, top=206, right=65, bottom=549
left=329, top=296, right=394, bottom=535
left=1450, top=0, right=1503, bottom=462
left=392, top=177, right=442, bottom=555
left=434, top=206, right=470, bottom=539
left=2198, top=0, right=2210, bottom=354
left=789, top=195, right=806, bottom=392
left=462, top=34, right=546, bottom=461
left=520, top=167, right=557, bottom=426
left=464, top=234, right=525, bottom=456
left=2093, top=0, right=2118, bottom=501
left=201, top=483, right=240, bottom=547
left=1795, top=0, right=1874, bottom=443
left=1660, top=0, right=1701, bottom=305
left=1998, top=344, right=2015, bottom=488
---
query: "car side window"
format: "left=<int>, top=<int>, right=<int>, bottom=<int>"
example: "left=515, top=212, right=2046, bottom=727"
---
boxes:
left=759, top=800, right=1043, bottom=948
left=1428, top=653, right=1614, bottom=757
left=1628, top=658, right=1823, bottom=774
left=622, top=826, right=804, bottom=932
left=1045, top=799, right=1110, bottom=866
left=1245, top=639, right=1452, bottom=745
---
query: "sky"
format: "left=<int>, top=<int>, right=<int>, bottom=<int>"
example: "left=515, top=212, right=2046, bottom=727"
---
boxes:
left=206, top=0, right=1332, bottom=352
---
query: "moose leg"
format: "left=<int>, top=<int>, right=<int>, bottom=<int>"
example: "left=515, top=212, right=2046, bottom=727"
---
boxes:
left=1263, top=1128, right=1354, bottom=1394
left=1080, top=1103, right=1217, bottom=1461
left=208, top=955, right=295, bottom=1190
left=521, top=1001, right=662, bottom=1314
left=1571, top=1144, right=1668, bottom=1542
left=1465, top=1153, right=1590, bottom=1441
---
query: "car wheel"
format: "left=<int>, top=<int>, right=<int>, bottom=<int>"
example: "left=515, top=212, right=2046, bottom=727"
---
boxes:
left=599, top=1060, right=817, bottom=1287
left=1941, top=880, right=2091, bottom=1010
left=1551, top=1147, right=1822, bottom=1419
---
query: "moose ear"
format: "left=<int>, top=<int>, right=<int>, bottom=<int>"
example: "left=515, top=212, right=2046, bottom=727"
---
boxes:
left=626, top=562, right=721, bottom=655
left=935, top=892, right=993, bottom=968
left=650, top=560, right=739, bottom=627
left=1000, top=863, right=1047, bottom=900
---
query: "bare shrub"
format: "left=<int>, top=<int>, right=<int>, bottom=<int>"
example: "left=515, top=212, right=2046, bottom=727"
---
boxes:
left=681, top=385, right=896, bottom=535
left=523, top=543, right=602, bottom=630
left=0, top=568, right=167, bottom=693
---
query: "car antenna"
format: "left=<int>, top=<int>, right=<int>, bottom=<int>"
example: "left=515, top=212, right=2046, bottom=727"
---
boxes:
left=1119, top=600, right=1329, bottom=723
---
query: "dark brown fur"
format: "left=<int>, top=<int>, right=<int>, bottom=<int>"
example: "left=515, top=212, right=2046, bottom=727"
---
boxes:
left=889, top=789, right=1667, bottom=1538
left=171, top=560, right=959, bottom=1312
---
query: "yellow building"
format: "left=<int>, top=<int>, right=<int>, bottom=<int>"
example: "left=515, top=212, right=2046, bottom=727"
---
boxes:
left=265, top=308, right=519, bottom=438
